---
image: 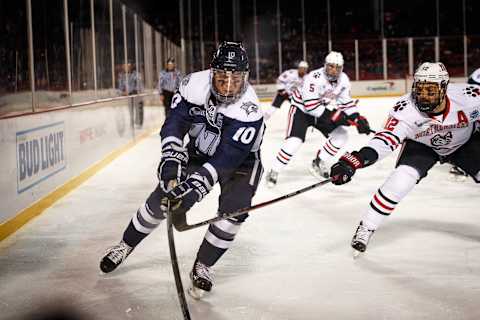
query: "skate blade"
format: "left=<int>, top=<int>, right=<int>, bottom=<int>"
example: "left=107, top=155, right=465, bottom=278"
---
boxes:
left=188, top=286, right=207, bottom=300
left=352, top=249, right=363, bottom=259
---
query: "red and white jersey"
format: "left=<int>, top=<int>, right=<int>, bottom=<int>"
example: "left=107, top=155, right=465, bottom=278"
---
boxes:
left=276, top=69, right=305, bottom=96
left=369, top=83, right=480, bottom=160
left=291, top=67, right=356, bottom=118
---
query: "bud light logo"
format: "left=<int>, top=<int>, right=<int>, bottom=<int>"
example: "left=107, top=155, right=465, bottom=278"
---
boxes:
left=16, top=122, right=66, bottom=193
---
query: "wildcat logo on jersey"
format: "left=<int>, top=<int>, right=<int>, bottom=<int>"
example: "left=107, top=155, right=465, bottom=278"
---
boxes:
left=430, top=131, right=453, bottom=147
left=241, top=101, right=259, bottom=115
left=181, top=74, right=191, bottom=87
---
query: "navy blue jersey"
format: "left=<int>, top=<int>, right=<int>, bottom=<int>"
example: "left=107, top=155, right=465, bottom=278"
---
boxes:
left=160, top=70, right=264, bottom=186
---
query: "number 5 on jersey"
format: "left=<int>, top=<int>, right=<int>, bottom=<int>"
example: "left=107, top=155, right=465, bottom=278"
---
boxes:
left=233, top=127, right=256, bottom=144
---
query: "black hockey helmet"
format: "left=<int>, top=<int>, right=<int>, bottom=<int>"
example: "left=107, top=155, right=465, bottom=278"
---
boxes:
left=210, top=41, right=249, bottom=104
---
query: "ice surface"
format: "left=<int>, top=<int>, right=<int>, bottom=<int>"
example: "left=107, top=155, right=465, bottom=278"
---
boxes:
left=1, top=98, right=479, bottom=320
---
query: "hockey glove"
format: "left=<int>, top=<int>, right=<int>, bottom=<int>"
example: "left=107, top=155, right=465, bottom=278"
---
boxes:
left=329, top=109, right=350, bottom=126
left=157, top=143, right=188, bottom=192
left=330, top=151, right=364, bottom=185
left=165, top=173, right=211, bottom=212
left=348, top=113, right=372, bottom=135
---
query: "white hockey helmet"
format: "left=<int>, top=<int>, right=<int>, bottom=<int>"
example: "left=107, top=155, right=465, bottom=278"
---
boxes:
left=412, top=62, right=449, bottom=113
left=324, top=51, right=344, bottom=81
left=298, top=61, right=309, bottom=69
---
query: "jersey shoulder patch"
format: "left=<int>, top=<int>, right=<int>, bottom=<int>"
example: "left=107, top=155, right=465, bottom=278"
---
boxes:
left=217, top=85, right=262, bottom=122
left=388, top=94, right=419, bottom=121
left=179, top=70, right=210, bottom=105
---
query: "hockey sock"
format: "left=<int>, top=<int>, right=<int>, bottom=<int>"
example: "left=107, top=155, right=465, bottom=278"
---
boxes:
left=318, top=126, right=348, bottom=162
left=123, top=192, right=166, bottom=247
left=362, top=165, right=419, bottom=230
left=196, top=218, right=242, bottom=267
left=272, top=137, right=303, bottom=172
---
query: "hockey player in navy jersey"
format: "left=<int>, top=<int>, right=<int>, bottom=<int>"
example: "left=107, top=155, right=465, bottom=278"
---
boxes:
left=330, top=62, right=480, bottom=256
left=100, top=42, right=264, bottom=298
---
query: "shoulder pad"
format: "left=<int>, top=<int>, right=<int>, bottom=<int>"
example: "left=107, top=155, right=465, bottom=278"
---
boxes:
left=217, top=85, right=263, bottom=122
left=179, top=70, right=210, bottom=105
left=339, top=72, right=350, bottom=84
left=388, top=94, right=419, bottom=121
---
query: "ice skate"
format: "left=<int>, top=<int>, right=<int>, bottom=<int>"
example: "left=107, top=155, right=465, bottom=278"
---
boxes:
left=449, top=166, right=467, bottom=182
left=309, top=157, right=330, bottom=179
left=188, top=259, right=214, bottom=300
left=265, top=170, right=278, bottom=188
left=100, top=241, right=133, bottom=273
left=351, top=221, right=375, bottom=258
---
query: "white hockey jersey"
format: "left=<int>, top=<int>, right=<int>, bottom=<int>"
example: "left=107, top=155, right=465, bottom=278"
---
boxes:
left=291, top=67, right=357, bottom=118
left=468, top=68, right=480, bottom=85
left=276, top=69, right=305, bottom=96
left=368, top=83, right=480, bottom=160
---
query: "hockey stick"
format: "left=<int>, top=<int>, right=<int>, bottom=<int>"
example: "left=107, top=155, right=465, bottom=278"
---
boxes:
left=172, top=178, right=332, bottom=232
left=166, top=202, right=192, bottom=320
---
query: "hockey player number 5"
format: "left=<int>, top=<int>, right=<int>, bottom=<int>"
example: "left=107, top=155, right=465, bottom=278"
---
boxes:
left=233, top=127, right=256, bottom=144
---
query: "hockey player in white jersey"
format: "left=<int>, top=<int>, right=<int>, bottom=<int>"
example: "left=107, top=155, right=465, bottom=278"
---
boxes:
left=265, top=51, right=371, bottom=187
left=99, top=42, right=264, bottom=298
left=449, top=67, right=480, bottom=179
left=263, top=61, right=309, bottom=120
left=329, top=62, right=480, bottom=256
left=468, top=67, right=480, bottom=86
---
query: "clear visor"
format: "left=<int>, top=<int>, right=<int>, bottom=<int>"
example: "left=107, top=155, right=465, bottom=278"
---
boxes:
left=212, top=69, right=247, bottom=98
left=325, top=63, right=342, bottom=79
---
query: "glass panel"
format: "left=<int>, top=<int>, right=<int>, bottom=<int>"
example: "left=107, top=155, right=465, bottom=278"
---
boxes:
left=112, top=1, right=124, bottom=94
left=466, top=0, right=480, bottom=35
left=147, top=24, right=157, bottom=89
left=305, top=0, right=327, bottom=70
left=413, top=37, right=435, bottom=69
left=440, top=36, right=464, bottom=77
left=32, top=0, right=69, bottom=110
left=439, top=1, right=463, bottom=36
left=135, top=17, right=145, bottom=93
left=383, top=1, right=436, bottom=37
left=201, top=0, right=217, bottom=69
left=125, top=9, right=135, bottom=63
left=279, top=0, right=302, bottom=72
left=386, top=38, right=408, bottom=79
left=239, top=1, right=256, bottom=83
left=119, top=8, right=135, bottom=95
left=69, top=0, right=95, bottom=103
left=331, top=1, right=377, bottom=39
left=257, top=0, right=278, bottom=83
left=358, top=39, right=383, bottom=80
left=0, top=1, right=32, bottom=116
left=467, top=35, right=480, bottom=76
left=94, top=0, right=113, bottom=97
left=332, top=40, right=355, bottom=80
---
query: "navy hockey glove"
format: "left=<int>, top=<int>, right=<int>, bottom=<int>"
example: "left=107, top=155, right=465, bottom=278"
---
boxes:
left=157, top=143, right=188, bottom=192
left=330, top=151, right=364, bottom=185
left=348, top=113, right=372, bottom=135
left=166, top=173, right=211, bottom=211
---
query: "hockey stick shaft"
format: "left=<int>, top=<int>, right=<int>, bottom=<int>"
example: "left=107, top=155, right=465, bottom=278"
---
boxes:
left=166, top=204, right=191, bottom=320
left=173, top=178, right=331, bottom=232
